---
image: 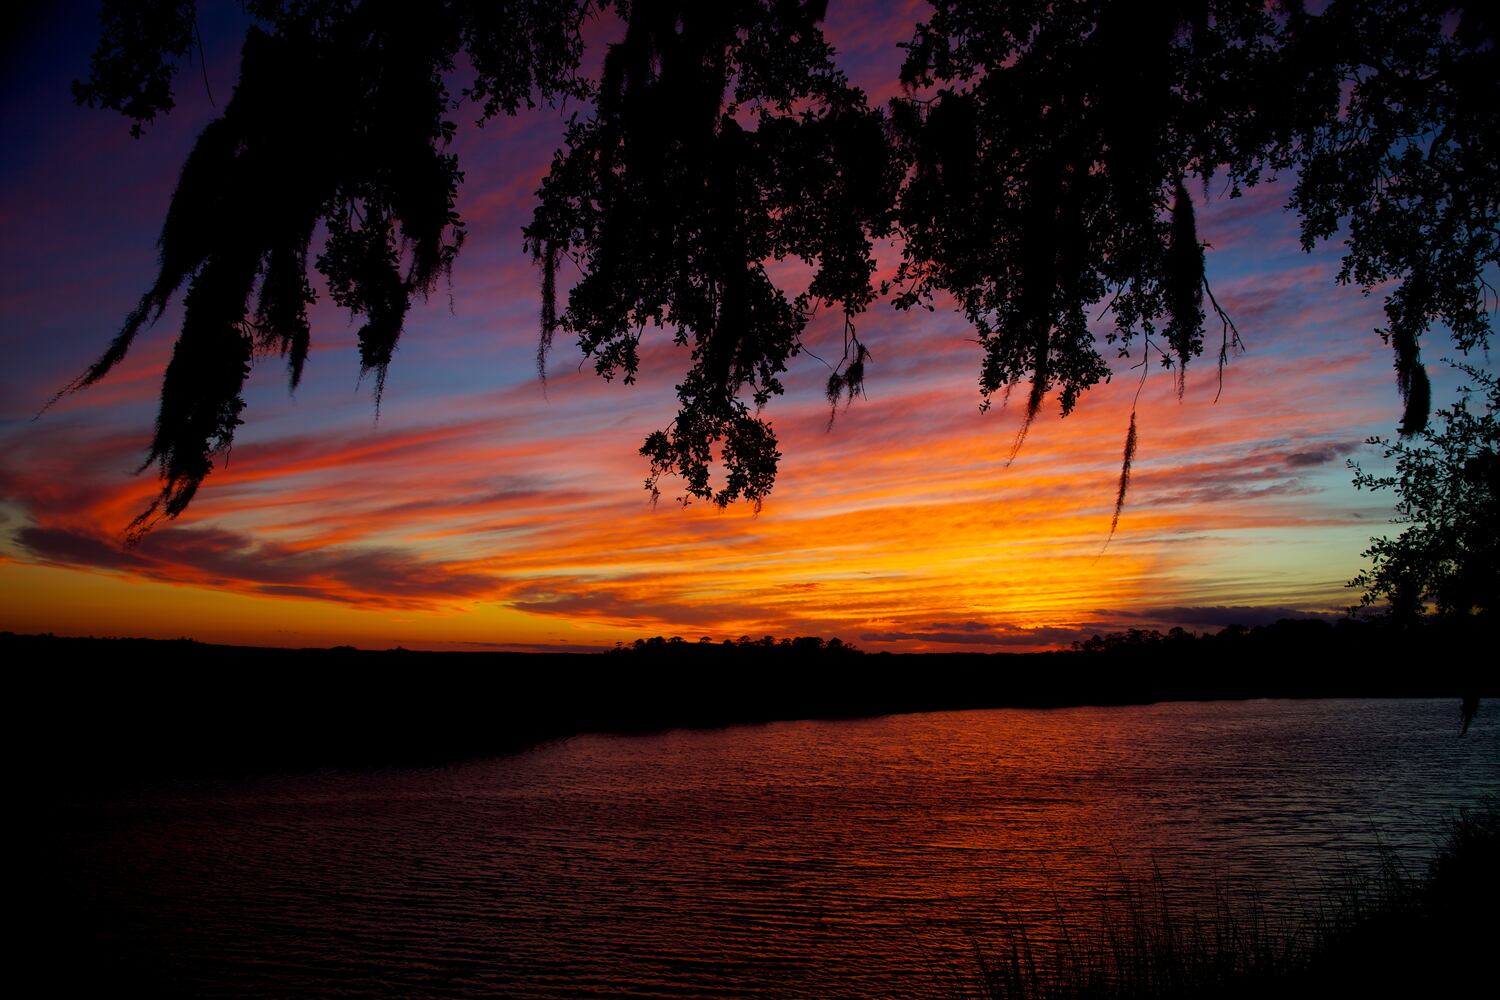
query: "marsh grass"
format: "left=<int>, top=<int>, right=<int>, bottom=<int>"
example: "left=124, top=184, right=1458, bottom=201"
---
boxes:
left=956, top=799, right=1498, bottom=1000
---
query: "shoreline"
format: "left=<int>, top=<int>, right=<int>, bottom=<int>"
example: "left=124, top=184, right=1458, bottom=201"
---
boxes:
left=10, top=630, right=1490, bottom=784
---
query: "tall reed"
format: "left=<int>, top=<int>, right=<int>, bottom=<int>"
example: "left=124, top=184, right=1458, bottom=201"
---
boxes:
left=959, top=798, right=1497, bottom=1000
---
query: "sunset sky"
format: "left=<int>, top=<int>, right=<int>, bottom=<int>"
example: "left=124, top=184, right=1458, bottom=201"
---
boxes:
left=2, top=1, right=1485, bottom=652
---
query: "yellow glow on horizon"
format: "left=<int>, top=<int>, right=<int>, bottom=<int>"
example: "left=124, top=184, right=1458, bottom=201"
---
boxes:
left=0, top=562, right=624, bottom=651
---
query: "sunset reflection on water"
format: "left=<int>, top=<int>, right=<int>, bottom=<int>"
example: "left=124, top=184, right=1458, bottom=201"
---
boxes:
left=57, top=699, right=1497, bottom=997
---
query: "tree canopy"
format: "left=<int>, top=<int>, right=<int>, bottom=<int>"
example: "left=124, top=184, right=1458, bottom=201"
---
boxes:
left=61, top=0, right=1498, bottom=538
left=525, top=1, right=898, bottom=509
left=1350, top=363, right=1499, bottom=623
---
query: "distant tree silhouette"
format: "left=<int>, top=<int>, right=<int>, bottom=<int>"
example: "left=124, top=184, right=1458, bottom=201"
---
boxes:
left=615, top=634, right=862, bottom=658
left=60, top=1, right=1497, bottom=535
left=1071, top=615, right=1488, bottom=731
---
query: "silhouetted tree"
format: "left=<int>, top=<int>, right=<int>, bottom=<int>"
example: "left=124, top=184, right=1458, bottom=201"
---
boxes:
left=526, top=0, right=897, bottom=509
left=893, top=0, right=1497, bottom=487
left=1350, top=363, right=1499, bottom=623
left=61, top=1, right=1497, bottom=535
left=64, top=0, right=595, bottom=539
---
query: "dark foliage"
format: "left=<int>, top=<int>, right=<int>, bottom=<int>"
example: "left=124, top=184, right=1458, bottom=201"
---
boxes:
left=526, top=0, right=898, bottom=509
left=892, top=0, right=1496, bottom=510
left=1287, top=4, right=1499, bottom=438
left=891, top=1, right=1252, bottom=433
left=72, top=0, right=197, bottom=137
left=61, top=0, right=595, bottom=539
left=1350, top=363, right=1500, bottom=623
left=62, top=1, right=1497, bottom=534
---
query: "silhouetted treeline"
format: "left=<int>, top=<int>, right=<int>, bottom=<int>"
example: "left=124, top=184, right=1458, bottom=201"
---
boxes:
left=1067, top=614, right=1491, bottom=665
left=7, top=620, right=1490, bottom=787
left=616, top=634, right=861, bottom=657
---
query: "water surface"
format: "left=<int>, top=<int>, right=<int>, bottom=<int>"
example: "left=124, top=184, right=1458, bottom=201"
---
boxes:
left=56, top=698, right=1498, bottom=997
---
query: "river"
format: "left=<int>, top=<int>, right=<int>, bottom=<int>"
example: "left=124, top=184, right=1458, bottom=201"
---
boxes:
left=54, top=698, right=1498, bottom=997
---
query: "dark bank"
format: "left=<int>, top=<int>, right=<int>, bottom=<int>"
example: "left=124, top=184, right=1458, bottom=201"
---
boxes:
left=9, top=615, right=1491, bottom=784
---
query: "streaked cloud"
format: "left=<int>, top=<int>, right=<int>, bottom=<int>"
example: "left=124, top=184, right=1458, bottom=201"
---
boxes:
left=0, top=3, right=1459, bottom=651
